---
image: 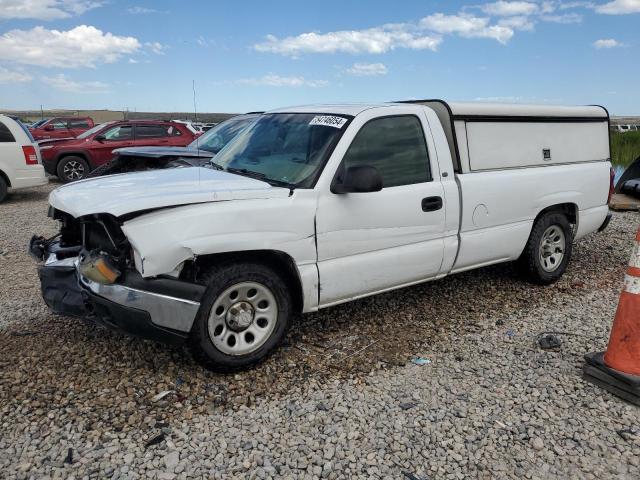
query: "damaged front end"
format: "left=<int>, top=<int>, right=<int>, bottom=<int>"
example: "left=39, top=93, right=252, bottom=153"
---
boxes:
left=30, top=208, right=205, bottom=346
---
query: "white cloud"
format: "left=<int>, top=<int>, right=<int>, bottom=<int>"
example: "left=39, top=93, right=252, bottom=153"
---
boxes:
left=346, top=62, right=388, bottom=76
left=145, top=41, right=167, bottom=55
left=481, top=1, right=540, bottom=16
left=254, top=4, right=596, bottom=56
left=540, top=12, right=584, bottom=22
left=593, top=38, right=624, bottom=48
left=196, top=36, right=216, bottom=48
left=540, top=1, right=557, bottom=13
left=596, top=0, right=640, bottom=15
left=420, top=13, right=514, bottom=43
left=127, top=6, right=158, bottom=14
left=0, top=67, right=33, bottom=83
left=595, top=0, right=640, bottom=14
left=498, top=15, right=536, bottom=30
left=254, top=27, right=442, bottom=56
left=0, top=0, right=102, bottom=20
left=238, top=74, right=329, bottom=88
left=128, top=58, right=139, bottom=64
left=42, top=73, right=110, bottom=93
left=0, top=25, right=140, bottom=68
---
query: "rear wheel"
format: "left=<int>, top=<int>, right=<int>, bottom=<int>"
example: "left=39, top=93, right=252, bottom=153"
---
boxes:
left=517, top=212, right=572, bottom=285
left=189, top=262, right=292, bottom=372
left=57, top=156, right=89, bottom=183
left=0, top=176, right=7, bottom=203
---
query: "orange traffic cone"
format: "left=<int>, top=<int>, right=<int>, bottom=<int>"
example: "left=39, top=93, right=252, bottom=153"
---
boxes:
left=583, top=226, right=640, bottom=405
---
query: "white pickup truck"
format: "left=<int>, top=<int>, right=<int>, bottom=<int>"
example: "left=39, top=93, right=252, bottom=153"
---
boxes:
left=31, top=101, right=613, bottom=371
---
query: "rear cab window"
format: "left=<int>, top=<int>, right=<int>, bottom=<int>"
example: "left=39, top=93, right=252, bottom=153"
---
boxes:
left=338, top=115, right=432, bottom=188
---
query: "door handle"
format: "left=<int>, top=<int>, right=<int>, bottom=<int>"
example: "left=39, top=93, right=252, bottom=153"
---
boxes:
left=421, top=196, right=443, bottom=212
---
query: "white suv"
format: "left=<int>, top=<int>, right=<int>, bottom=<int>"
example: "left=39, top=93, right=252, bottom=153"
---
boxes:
left=0, top=115, right=48, bottom=202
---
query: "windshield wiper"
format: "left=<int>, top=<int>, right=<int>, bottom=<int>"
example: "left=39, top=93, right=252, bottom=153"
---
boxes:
left=226, top=167, right=296, bottom=192
left=208, top=160, right=225, bottom=171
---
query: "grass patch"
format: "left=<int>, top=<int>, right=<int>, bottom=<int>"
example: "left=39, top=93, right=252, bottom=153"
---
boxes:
left=611, top=130, right=640, bottom=167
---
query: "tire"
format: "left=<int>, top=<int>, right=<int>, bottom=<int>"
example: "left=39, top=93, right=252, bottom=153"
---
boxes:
left=0, top=176, right=7, bottom=203
left=517, top=212, right=573, bottom=285
left=57, top=156, right=90, bottom=183
left=189, top=262, right=293, bottom=372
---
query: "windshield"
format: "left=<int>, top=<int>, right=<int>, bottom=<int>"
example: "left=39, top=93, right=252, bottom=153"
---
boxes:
left=77, top=123, right=110, bottom=139
left=211, top=113, right=351, bottom=188
left=189, top=114, right=259, bottom=153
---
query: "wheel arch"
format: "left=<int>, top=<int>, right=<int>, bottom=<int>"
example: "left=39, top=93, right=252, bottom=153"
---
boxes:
left=515, top=202, right=578, bottom=260
left=534, top=202, right=578, bottom=228
left=189, top=249, right=305, bottom=314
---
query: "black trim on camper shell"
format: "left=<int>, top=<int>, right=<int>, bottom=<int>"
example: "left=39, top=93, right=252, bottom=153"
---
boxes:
left=396, top=99, right=463, bottom=174
left=451, top=115, right=609, bottom=123
left=591, top=104, right=613, bottom=171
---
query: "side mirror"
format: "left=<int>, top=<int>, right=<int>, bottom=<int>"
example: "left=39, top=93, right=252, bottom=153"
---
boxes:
left=94, top=134, right=106, bottom=142
left=332, top=165, right=383, bottom=194
left=44, top=124, right=54, bottom=131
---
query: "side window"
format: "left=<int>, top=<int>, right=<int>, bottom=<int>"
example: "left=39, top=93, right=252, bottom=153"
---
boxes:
left=69, top=120, right=90, bottom=129
left=136, top=125, right=170, bottom=138
left=168, top=125, right=182, bottom=136
left=340, top=116, right=431, bottom=188
left=103, top=125, right=133, bottom=141
left=0, top=121, right=15, bottom=142
left=50, top=119, right=68, bottom=130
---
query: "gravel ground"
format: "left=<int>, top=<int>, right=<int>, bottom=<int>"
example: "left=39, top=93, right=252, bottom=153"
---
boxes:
left=1, top=182, right=640, bottom=479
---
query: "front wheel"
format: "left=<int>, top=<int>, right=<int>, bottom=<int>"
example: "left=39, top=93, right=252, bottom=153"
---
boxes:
left=516, top=212, right=573, bottom=285
left=57, top=156, right=89, bottom=183
left=189, top=262, right=292, bottom=372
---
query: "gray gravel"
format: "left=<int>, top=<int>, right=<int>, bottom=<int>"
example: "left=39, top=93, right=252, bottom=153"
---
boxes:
left=1, top=182, right=640, bottom=479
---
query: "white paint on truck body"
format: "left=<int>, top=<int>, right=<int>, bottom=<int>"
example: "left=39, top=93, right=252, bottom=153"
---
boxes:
left=48, top=101, right=612, bottom=317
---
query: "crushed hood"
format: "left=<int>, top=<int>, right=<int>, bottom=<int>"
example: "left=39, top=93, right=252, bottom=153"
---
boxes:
left=49, top=167, right=289, bottom=218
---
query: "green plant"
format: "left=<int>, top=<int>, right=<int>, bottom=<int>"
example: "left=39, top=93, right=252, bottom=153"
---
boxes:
left=610, top=130, right=640, bottom=167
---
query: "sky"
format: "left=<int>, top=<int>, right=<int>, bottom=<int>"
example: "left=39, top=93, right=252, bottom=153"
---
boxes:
left=0, top=0, right=638, bottom=114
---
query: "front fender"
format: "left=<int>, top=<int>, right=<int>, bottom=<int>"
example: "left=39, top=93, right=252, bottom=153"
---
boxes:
left=121, top=194, right=318, bottom=278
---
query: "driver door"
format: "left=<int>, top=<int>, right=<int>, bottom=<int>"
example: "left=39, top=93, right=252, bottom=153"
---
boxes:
left=316, top=114, right=446, bottom=306
left=92, top=124, right=134, bottom=166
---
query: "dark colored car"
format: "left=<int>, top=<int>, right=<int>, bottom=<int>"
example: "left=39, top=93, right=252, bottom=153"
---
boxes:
left=40, top=120, right=198, bottom=182
left=30, top=117, right=95, bottom=141
left=89, top=113, right=261, bottom=177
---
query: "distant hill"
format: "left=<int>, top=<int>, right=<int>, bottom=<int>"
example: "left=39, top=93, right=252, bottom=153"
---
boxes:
left=0, top=109, right=238, bottom=124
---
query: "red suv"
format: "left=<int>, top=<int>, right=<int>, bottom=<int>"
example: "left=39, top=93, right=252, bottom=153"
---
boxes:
left=40, top=120, right=197, bottom=182
left=30, top=117, right=95, bottom=141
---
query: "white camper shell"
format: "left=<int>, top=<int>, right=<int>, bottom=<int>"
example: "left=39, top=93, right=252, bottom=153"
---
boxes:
left=34, top=100, right=612, bottom=371
left=413, top=100, right=610, bottom=172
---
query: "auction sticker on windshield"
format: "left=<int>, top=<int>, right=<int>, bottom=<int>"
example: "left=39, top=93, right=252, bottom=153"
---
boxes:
left=309, top=115, right=348, bottom=129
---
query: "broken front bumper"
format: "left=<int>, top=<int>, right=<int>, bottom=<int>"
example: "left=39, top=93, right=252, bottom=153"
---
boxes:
left=31, top=238, right=205, bottom=346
